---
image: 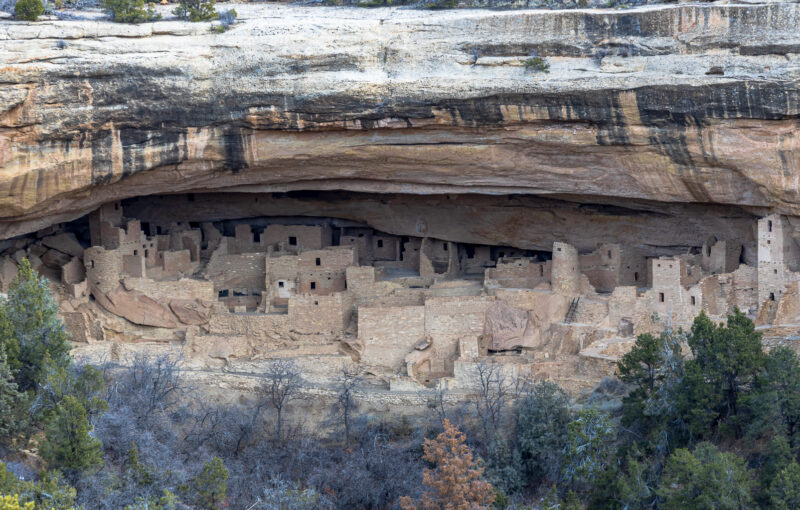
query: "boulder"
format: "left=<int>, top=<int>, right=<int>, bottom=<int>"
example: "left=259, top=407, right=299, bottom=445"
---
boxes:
left=27, top=243, right=47, bottom=258
left=618, top=317, right=634, bottom=337
left=103, top=287, right=178, bottom=328
left=413, top=337, right=431, bottom=351
left=0, top=256, right=17, bottom=292
left=60, top=257, right=85, bottom=285
left=42, top=233, right=85, bottom=257
left=484, top=301, right=529, bottom=351
left=41, top=248, right=72, bottom=269
left=169, top=299, right=212, bottom=325
left=207, top=338, right=233, bottom=360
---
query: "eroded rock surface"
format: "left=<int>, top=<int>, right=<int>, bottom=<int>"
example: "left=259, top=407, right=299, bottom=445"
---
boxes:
left=1, top=3, right=800, bottom=240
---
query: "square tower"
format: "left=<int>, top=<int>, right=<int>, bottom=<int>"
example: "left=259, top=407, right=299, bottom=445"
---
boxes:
left=758, top=214, right=800, bottom=304
left=650, top=257, right=690, bottom=322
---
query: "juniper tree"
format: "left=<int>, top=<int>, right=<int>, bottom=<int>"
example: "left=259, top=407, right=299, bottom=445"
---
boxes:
left=32, top=356, right=108, bottom=423
left=514, top=380, right=572, bottom=486
left=0, top=350, right=23, bottom=445
left=39, top=395, right=103, bottom=473
left=562, top=407, right=614, bottom=491
left=0, top=259, right=71, bottom=391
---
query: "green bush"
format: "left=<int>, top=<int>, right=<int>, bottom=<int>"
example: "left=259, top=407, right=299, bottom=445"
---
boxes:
left=173, top=0, right=217, bottom=22
left=423, top=0, right=457, bottom=9
left=524, top=56, right=550, bottom=73
left=102, top=0, right=161, bottom=23
left=14, top=0, right=44, bottom=21
left=209, top=7, right=235, bottom=32
left=0, top=463, right=77, bottom=510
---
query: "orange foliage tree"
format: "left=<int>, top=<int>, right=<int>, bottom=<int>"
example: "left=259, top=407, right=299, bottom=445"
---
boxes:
left=400, top=419, right=495, bottom=510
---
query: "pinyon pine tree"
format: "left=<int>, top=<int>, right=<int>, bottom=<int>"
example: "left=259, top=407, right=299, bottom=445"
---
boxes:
left=195, top=457, right=228, bottom=509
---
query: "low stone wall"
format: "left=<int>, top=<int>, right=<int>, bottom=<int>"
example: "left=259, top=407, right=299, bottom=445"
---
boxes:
left=123, top=277, right=215, bottom=302
left=207, top=311, right=290, bottom=339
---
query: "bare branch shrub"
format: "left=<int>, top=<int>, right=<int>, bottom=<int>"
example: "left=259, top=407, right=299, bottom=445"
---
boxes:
left=330, top=364, right=362, bottom=447
left=260, top=359, right=301, bottom=443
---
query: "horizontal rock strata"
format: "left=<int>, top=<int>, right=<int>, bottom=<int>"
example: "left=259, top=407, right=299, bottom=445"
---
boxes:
left=0, top=3, right=799, bottom=239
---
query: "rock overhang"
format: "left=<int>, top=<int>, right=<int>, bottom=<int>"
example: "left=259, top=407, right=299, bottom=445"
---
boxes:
left=1, top=2, right=799, bottom=239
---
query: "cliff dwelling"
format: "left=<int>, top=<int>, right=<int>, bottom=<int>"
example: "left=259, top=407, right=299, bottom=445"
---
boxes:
left=0, top=0, right=799, bottom=420
left=0, top=188, right=794, bottom=395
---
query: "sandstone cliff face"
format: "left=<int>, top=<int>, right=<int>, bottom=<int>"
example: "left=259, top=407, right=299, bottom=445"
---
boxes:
left=1, top=3, right=799, bottom=241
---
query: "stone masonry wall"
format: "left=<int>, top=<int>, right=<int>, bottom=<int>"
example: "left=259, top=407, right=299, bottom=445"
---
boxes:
left=424, top=295, right=494, bottom=360
left=123, top=277, right=215, bottom=302
left=297, top=271, right=347, bottom=294
left=289, top=293, right=353, bottom=335
left=206, top=252, right=267, bottom=293
left=207, top=310, right=290, bottom=339
left=359, top=305, right=425, bottom=371
left=298, top=247, right=357, bottom=271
